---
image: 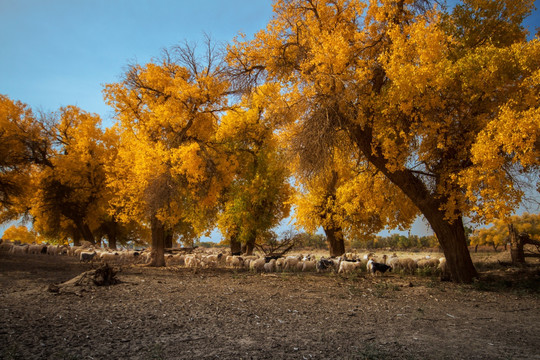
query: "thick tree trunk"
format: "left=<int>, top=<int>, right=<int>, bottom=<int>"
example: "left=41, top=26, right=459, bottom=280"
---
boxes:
left=148, top=216, right=166, bottom=267
left=165, top=232, right=173, bottom=249
left=509, top=224, right=526, bottom=265
left=230, top=235, right=242, bottom=255
left=71, top=230, right=81, bottom=247
left=108, top=234, right=117, bottom=250
left=244, top=233, right=256, bottom=256
left=74, top=220, right=95, bottom=245
left=102, top=221, right=118, bottom=250
left=426, top=213, right=478, bottom=283
left=323, top=225, right=345, bottom=257
left=351, top=124, right=478, bottom=282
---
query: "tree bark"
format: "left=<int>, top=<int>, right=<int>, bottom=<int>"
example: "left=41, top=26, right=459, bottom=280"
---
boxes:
left=230, top=234, right=242, bottom=255
left=165, top=232, right=173, bottom=249
left=108, top=234, right=117, bottom=250
left=74, top=220, right=95, bottom=245
left=244, top=233, right=256, bottom=255
left=148, top=216, right=166, bottom=267
left=323, top=225, right=345, bottom=257
left=101, top=221, right=118, bottom=250
left=509, top=224, right=526, bottom=265
left=71, top=230, right=81, bottom=247
left=426, top=213, right=478, bottom=283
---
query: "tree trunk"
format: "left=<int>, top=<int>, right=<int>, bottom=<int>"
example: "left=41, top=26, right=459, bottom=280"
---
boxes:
left=244, top=233, right=256, bottom=255
left=74, top=220, right=95, bottom=245
left=108, top=234, right=117, bottom=250
left=424, top=212, right=478, bottom=283
left=165, top=232, right=173, bottom=249
left=230, top=235, right=242, bottom=255
left=351, top=124, right=478, bottom=282
left=102, top=221, right=118, bottom=250
left=323, top=225, right=345, bottom=257
left=71, top=230, right=81, bottom=247
left=148, top=216, right=166, bottom=267
left=509, top=224, right=525, bottom=265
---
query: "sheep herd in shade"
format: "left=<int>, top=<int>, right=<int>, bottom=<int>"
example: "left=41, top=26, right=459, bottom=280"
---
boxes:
left=0, top=239, right=449, bottom=278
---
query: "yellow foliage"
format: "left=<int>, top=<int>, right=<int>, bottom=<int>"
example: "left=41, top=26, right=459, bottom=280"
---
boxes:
left=3, top=225, right=38, bottom=244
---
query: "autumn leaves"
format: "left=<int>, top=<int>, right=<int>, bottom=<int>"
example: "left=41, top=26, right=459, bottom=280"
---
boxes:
left=1, top=1, right=539, bottom=281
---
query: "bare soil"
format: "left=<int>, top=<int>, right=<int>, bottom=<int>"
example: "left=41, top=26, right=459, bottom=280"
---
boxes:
left=1, top=253, right=539, bottom=360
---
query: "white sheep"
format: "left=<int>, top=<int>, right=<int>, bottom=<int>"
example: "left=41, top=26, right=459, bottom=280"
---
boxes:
left=390, top=257, right=417, bottom=274
left=438, top=257, right=450, bottom=280
left=263, top=259, right=276, bottom=273
left=250, top=258, right=266, bottom=272
left=339, top=260, right=362, bottom=274
left=283, top=256, right=301, bottom=272
left=10, top=244, right=29, bottom=255
left=229, top=256, right=244, bottom=269
left=0, top=242, right=14, bottom=253
left=28, top=244, right=46, bottom=255
left=275, top=258, right=285, bottom=272
left=416, top=257, right=440, bottom=269
left=100, top=252, right=120, bottom=263
left=47, top=245, right=59, bottom=256
left=302, top=260, right=317, bottom=272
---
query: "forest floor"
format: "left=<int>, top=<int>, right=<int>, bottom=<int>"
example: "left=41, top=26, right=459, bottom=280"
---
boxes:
left=1, top=252, right=539, bottom=360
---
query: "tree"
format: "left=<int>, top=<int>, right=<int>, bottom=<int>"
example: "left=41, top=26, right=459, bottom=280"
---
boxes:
left=227, top=0, right=539, bottom=282
left=471, top=213, right=540, bottom=261
left=29, top=106, right=109, bottom=245
left=3, top=225, right=38, bottom=244
left=104, top=42, right=234, bottom=266
left=216, top=85, right=292, bottom=255
left=0, top=95, right=50, bottom=223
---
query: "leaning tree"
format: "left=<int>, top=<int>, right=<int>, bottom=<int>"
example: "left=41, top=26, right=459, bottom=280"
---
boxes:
left=227, top=0, right=539, bottom=282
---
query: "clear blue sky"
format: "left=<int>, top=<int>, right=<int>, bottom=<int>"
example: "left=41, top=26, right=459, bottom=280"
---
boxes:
left=0, top=0, right=275, bottom=127
left=0, top=1, right=538, bottom=240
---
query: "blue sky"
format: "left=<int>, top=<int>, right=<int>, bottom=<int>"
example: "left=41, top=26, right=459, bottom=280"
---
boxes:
left=0, top=1, right=538, bottom=240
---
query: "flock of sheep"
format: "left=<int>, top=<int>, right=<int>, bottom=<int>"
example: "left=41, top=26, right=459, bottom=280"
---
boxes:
left=0, top=239, right=449, bottom=278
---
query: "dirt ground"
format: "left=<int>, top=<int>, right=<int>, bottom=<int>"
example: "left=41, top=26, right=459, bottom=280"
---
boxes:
left=1, top=253, right=539, bottom=360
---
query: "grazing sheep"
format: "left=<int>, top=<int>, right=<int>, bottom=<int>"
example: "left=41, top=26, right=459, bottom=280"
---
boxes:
left=338, top=260, right=362, bottom=274
left=416, top=257, right=440, bottom=269
left=438, top=257, right=450, bottom=281
left=316, top=258, right=335, bottom=273
left=80, top=251, right=97, bottom=262
left=0, top=242, right=14, bottom=253
left=100, top=252, right=120, bottom=263
left=28, top=244, right=47, bottom=255
left=250, top=258, right=266, bottom=272
left=47, top=245, right=59, bottom=256
left=283, top=256, right=301, bottom=272
left=166, top=254, right=185, bottom=266
left=229, top=256, right=244, bottom=269
left=10, top=244, right=29, bottom=255
left=263, top=259, right=276, bottom=273
left=302, top=260, right=317, bottom=272
left=367, top=259, right=392, bottom=276
left=391, top=258, right=417, bottom=274
left=185, top=255, right=200, bottom=268
left=275, top=258, right=285, bottom=272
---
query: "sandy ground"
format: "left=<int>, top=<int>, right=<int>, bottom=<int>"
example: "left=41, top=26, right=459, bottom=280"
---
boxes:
left=1, top=253, right=539, bottom=360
